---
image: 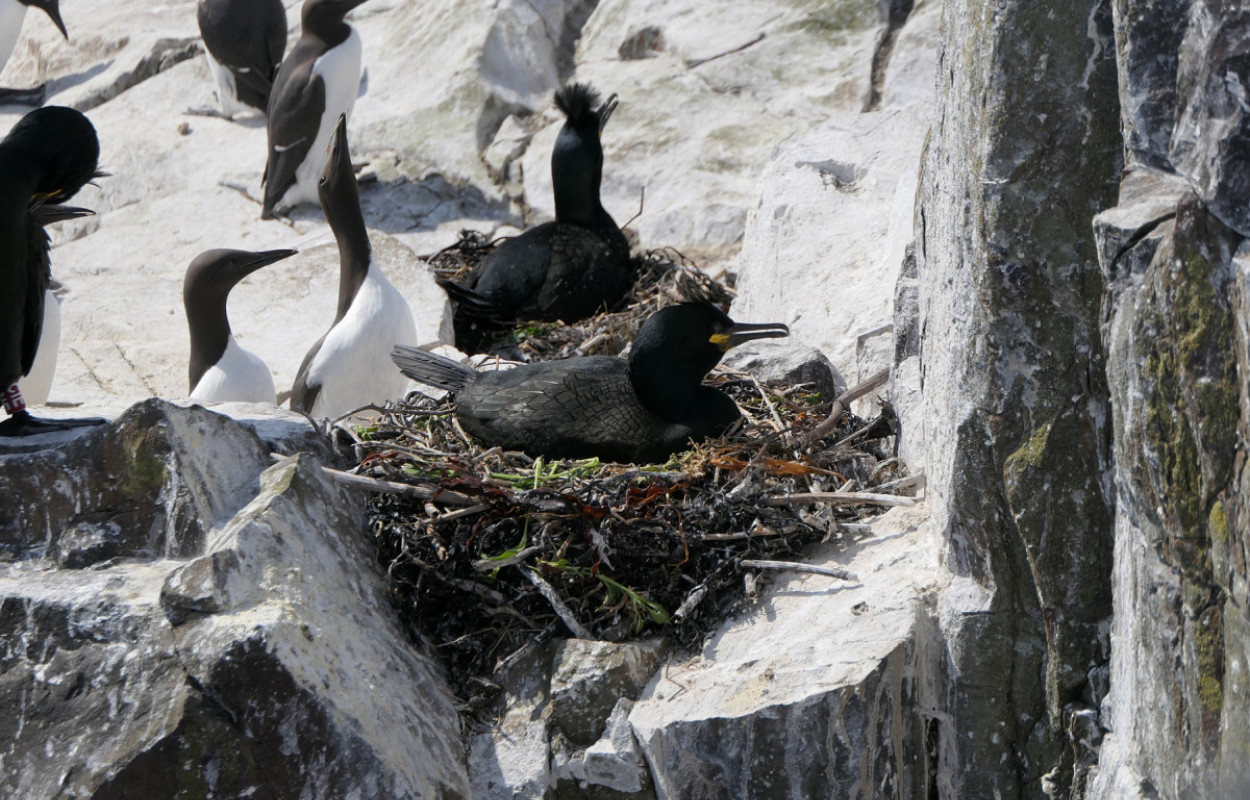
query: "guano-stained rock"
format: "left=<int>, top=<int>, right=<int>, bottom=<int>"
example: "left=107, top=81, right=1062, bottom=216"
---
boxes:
left=0, top=401, right=470, bottom=799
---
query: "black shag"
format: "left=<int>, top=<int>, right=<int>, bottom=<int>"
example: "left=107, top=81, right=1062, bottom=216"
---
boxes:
left=0, top=105, right=100, bottom=436
left=391, top=303, right=789, bottom=463
left=262, top=0, right=365, bottom=218
left=197, top=0, right=288, bottom=116
left=443, top=82, right=631, bottom=349
left=0, top=0, right=68, bottom=106
left=185, top=248, right=298, bottom=403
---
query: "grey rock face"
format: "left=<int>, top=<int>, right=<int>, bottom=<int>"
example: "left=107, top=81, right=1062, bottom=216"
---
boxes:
left=1169, top=2, right=1250, bottom=237
left=0, top=400, right=470, bottom=799
left=913, top=0, right=1121, bottom=796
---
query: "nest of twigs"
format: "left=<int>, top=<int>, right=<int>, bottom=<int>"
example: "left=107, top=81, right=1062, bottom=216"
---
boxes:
left=426, top=229, right=734, bottom=360
left=339, top=237, right=916, bottom=707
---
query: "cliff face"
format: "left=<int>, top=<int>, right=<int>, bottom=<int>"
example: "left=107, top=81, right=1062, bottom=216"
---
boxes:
left=909, top=0, right=1250, bottom=796
left=912, top=0, right=1122, bottom=794
left=1090, top=2, right=1250, bottom=796
left=1, top=0, right=1248, bottom=797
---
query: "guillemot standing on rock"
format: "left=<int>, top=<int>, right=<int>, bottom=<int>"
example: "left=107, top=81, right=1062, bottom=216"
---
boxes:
left=185, top=248, right=297, bottom=404
left=392, top=303, right=789, bottom=463
left=24, top=204, right=92, bottom=406
left=196, top=0, right=288, bottom=117
left=442, top=82, right=631, bottom=351
left=0, top=106, right=100, bottom=437
left=0, top=0, right=68, bottom=106
left=290, top=114, right=416, bottom=419
left=262, top=0, right=365, bottom=218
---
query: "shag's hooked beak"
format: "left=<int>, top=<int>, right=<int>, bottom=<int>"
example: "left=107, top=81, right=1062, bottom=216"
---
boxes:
left=41, top=0, right=68, bottom=40
left=236, top=248, right=299, bottom=279
left=598, top=93, right=619, bottom=134
left=710, top=320, right=790, bottom=351
left=31, top=204, right=93, bottom=226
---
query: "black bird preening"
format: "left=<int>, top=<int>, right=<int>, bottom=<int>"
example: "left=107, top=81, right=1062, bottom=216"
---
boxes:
left=0, top=0, right=68, bottom=106
left=443, top=82, right=631, bottom=350
left=185, top=248, right=298, bottom=403
left=262, top=0, right=366, bottom=218
left=391, top=303, right=789, bottom=463
left=0, top=105, right=100, bottom=437
left=197, top=0, right=288, bottom=116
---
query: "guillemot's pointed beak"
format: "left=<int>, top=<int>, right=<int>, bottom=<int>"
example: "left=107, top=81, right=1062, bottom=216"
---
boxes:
left=232, top=248, right=299, bottom=282
left=710, top=320, right=790, bottom=352
left=321, top=114, right=348, bottom=185
left=41, top=0, right=69, bottom=40
left=598, top=93, right=619, bottom=134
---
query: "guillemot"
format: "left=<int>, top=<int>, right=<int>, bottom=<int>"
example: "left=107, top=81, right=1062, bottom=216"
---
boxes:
left=185, top=247, right=297, bottom=403
left=0, top=106, right=100, bottom=437
left=196, top=0, right=288, bottom=117
left=289, top=114, right=416, bottom=418
left=261, top=0, right=366, bottom=218
left=442, top=82, right=631, bottom=351
left=23, top=205, right=92, bottom=406
left=0, top=0, right=68, bottom=106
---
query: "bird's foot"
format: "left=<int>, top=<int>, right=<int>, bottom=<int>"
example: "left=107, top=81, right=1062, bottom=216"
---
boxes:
left=0, top=84, right=48, bottom=107
left=0, top=410, right=106, bottom=438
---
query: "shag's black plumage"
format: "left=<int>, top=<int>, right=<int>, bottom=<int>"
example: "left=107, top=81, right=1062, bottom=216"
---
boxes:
left=392, top=303, right=789, bottom=463
left=444, top=82, right=631, bottom=351
left=0, top=106, right=99, bottom=436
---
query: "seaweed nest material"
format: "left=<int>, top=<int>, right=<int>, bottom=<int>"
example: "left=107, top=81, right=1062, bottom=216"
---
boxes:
left=337, top=237, right=919, bottom=707
left=427, top=229, right=734, bottom=359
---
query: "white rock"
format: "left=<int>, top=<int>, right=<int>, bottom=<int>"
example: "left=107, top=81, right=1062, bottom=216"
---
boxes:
left=629, top=504, right=947, bottom=798
left=730, top=108, right=927, bottom=382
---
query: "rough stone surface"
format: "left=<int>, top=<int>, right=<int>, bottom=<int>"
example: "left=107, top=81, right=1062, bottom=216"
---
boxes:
left=515, top=0, right=905, bottom=261
left=549, top=638, right=666, bottom=746
left=629, top=505, right=942, bottom=800
left=1168, top=2, right=1250, bottom=237
left=912, top=0, right=1121, bottom=796
left=721, top=339, right=847, bottom=403
left=731, top=108, right=927, bottom=385
left=0, top=400, right=470, bottom=799
left=553, top=699, right=656, bottom=799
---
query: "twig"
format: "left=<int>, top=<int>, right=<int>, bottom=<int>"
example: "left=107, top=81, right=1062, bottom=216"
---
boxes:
left=521, top=568, right=594, bottom=640
left=494, top=621, right=562, bottom=675
left=759, top=491, right=916, bottom=508
left=672, top=584, right=709, bottom=624
left=740, top=559, right=858, bottom=581
left=322, top=466, right=480, bottom=506
left=799, top=368, right=890, bottom=449
left=873, top=471, right=926, bottom=493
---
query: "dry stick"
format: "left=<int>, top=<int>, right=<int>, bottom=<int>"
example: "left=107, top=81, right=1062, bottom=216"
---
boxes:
left=874, top=471, right=927, bottom=493
left=760, top=491, right=916, bottom=508
left=322, top=466, right=480, bottom=506
left=799, top=368, right=890, bottom=449
left=672, top=584, right=709, bottom=624
left=521, top=568, right=594, bottom=640
left=741, top=559, right=858, bottom=582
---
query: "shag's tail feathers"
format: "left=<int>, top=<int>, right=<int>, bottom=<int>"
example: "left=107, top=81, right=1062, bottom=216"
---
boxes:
left=437, top=278, right=515, bottom=324
left=391, top=345, right=478, bottom=393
